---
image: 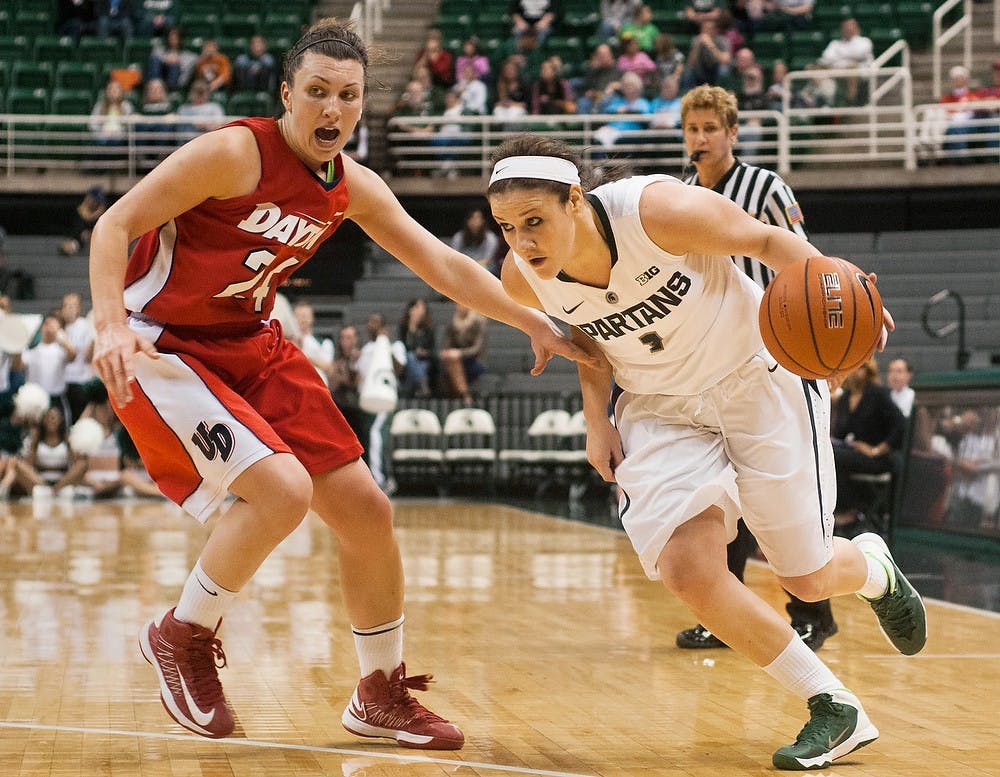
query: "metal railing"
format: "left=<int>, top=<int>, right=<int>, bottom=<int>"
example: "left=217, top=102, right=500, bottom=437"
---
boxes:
left=932, top=0, right=973, bottom=99
left=350, top=0, right=387, bottom=41
left=913, top=97, right=1000, bottom=165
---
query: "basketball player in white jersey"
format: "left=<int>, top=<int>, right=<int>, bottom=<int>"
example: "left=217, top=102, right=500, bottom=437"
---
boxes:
left=674, top=84, right=838, bottom=652
left=487, top=134, right=927, bottom=771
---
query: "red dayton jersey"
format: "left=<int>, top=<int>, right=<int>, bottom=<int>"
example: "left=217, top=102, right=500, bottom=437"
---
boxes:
left=124, top=117, right=349, bottom=328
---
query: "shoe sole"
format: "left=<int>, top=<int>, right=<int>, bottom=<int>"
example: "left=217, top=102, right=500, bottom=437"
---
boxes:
left=138, top=621, right=232, bottom=739
left=773, top=722, right=880, bottom=770
left=854, top=533, right=928, bottom=655
left=341, top=711, right=464, bottom=750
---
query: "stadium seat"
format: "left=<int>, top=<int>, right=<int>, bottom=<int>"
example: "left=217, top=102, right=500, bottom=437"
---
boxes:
left=33, top=35, right=76, bottom=64
left=0, top=35, right=31, bottom=62
left=179, top=12, right=220, bottom=41
left=0, top=9, right=10, bottom=35
left=228, top=91, right=273, bottom=117
left=261, top=12, right=304, bottom=42
left=124, top=38, right=154, bottom=69
left=869, top=26, right=904, bottom=54
left=896, top=1, right=934, bottom=47
left=77, top=36, right=122, bottom=66
left=219, top=12, right=259, bottom=40
left=51, top=87, right=94, bottom=115
left=0, top=60, right=8, bottom=92
left=55, top=61, right=100, bottom=92
left=181, top=0, right=224, bottom=15
left=12, top=61, right=54, bottom=90
left=788, top=29, right=827, bottom=61
left=13, top=10, right=52, bottom=39
left=6, top=86, right=50, bottom=114
left=753, top=32, right=788, bottom=63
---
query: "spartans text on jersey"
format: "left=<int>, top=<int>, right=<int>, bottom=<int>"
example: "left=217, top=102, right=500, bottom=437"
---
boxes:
left=577, top=270, right=692, bottom=341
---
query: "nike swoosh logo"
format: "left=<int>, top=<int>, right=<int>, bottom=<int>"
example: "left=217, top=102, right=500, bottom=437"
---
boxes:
left=349, top=694, right=367, bottom=722
left=562, top=301, right=584, bottom=314
left=826, top=726, right=851, bottom=749
left=768, top=364, right=779, bottom=373
left=196, top=577, right=218, bottom=596
left=180, top=671, right=217, bottom=727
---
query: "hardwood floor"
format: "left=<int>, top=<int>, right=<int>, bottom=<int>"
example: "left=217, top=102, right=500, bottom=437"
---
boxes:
left=0, top=497, right=996, bottom=776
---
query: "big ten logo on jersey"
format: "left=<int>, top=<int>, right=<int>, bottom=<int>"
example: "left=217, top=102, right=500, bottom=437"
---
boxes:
left=213, top=202, right=340, bottom=312
left=192, top=421, right=235, bottom=462
left=634, top=265, right=660, bottom=286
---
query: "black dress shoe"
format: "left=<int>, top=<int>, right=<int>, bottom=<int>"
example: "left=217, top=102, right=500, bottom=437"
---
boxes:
left=676, top=624, right=728, bottom=649
left=792, top=620, right=839, bottom=651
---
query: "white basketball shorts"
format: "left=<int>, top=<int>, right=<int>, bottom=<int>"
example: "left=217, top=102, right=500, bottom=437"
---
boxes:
left=613, top=349, right=836, bottom=580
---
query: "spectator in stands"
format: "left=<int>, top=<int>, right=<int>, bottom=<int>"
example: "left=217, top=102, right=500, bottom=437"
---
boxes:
left=432, top=89, right=470, bottom=180
left=330, top=324, right=368, bottom=450
left=89, top=79, right=134, bottom=150
left=148, top=26, right=198, bottom=94
left=492, top=57, right=530, bottom=126
left=572, top=43, right=622, bottom=114
left=357, top=313, right=406, bottom=494
left=455, top=37, right=491, bottom=84
left=684, top=0, right=723, bottom=26
left=620, top=4, right=659, bottom=53
left=176, top=80, right=225, bottom=141
left=817, top=17, right=873, bottom=106
left=451, top=208, right=500, bottom=273
left=59, top=186, right=107, bottom=257
left=648, top=74, right=682, bottom=144
left=0, top=406, right=86, bottom=500
left=717, top=8, right=745, bottom=55
left=136, top=0, right=176, bottom=38
left=193, top=38, right=232, bottom=95
left=886, top=357, right=915, bottom=418
left=977, top=58, right=1000, bottom=99
left=398, top=298, right=436, bottom=399
left=733, top=47, right=758, bottom=80
left=509, top=0, right=560, bottom=48
left=530, top=58, right=576, bottom=115
left=60, top=293, right=95, bottom=424
left=414, top=29, right=455, bottom=91
left=58, top=0, right=95, bottom=43
left=766, top=59, right=790, bottom=110
left=941, top=65, right=984, bottom=158
left=293, top=301, right=335, bottom=387
left=973, top=58, right=1000, bottom=151
left=681, top=19, right=732, bottom=91
left=233, top=35, right=277, bottom=95
left=94, top=0, right=135, bottom=43
left=737, top=65, right=768, bottom=159
left=759, top=0, right=814, bottom=33
left=652, top=33, right=686, bottom=88
left=454, top=62, right=489, bottom=116
left=616, top=32, right=657, bottom=86
left=21, top=314, right=76, bottom=423
left=440, top=303, right=487, bottom=405
left=831, top=357, right=906, bottom=536
left=593, top=70, right=652, bottom=149
left=598, top=0, right=643, bottom=42
left=393, top=79, right=436, bottom=131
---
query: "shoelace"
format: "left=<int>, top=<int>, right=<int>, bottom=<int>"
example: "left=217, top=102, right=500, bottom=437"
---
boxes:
left=389, top=671, right=447, bottom=724
left=792, top=694, right=840, bottom=744
left=872, top=587, right=915, bottom=638
left=186, top=634, right=228, bottom=705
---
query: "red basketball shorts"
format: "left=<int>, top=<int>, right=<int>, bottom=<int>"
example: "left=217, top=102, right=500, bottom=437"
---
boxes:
left=116, top=316, right=364, bottom=522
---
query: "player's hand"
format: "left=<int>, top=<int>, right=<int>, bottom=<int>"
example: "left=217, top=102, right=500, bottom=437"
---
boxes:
left=527, top=315, right=599, bottom=376
left=92, top=321, right=160, bottom=408
left=587, top=417, right=624, bottom=483
left=865, top=272, right=895, bottom=351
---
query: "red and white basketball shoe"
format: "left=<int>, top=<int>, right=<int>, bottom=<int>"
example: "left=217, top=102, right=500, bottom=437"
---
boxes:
left=139, top=608, right=235, bottom=738
left=341, top=663, right=464, bottom=749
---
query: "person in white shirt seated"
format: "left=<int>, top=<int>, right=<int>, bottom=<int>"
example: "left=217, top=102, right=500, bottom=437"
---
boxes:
left=817, top=18, right=873, bottom=105
left=886, top=357, right=915, bottom=419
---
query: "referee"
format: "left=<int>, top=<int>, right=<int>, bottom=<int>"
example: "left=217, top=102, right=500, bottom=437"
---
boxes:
left=674, top=84, right=839, bottom=651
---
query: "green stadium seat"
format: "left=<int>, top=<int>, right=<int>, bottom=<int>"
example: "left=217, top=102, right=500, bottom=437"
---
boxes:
left=12, top=61, right=54, bottom=90
left=124, top=38, right=154, bottom=69
left=546, top=35, right=584, bottom=62
left=896, top=2, right=934, bottom=47
left=812, top=3, right=854, bottom=33
left=753, top=32, right=787, bottom=63
left=77, top=36, right=122, bottom=66
left=180, top=0, right=224, bottom=14
left=13, top=10, right=52, bottom=38
left=0, top=9, right=11, bottom=35
left=33, top=34, right=76, bottom=63
left=0, top=34, right=31, bottom=61
left=228, top=90, right=273, bottom=117
left=55, top=60, right=100, bottom=91
left=179, top=12, right=220, bottom=40
left=788, top=29, right=826, bottom=60
left=869, top=26, right=904, bottom=54
left=6, top=86, right=50, bottom=114
left=439, top=0, right=478, bottom=16
left=851, top=3, right=897, bottom=29
left=215, top=35, right=248, bottom=60
left=0, top=60, right=8, bottom=92
left=261, top=12, right=303, bottom=43
left=219, top=12, right=259, bottom=40
left=51, top=87, right=94, bottom=115
left=560, top=11, right=600, bottom=37
left=210, top=90, right=229, bottom=110
left=475, top=12, right=510, bottom=40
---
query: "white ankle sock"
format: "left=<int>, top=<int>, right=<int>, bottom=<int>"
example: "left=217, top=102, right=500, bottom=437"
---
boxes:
left=353, top=615, right=404, bottom=679
left=173, top=559, right=238, bottom=631
left=763, top=635, right=842, bottom=700
left=858, top=552, right=891, bottom=600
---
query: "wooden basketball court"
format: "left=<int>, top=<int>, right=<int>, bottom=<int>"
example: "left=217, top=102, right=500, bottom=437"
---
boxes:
left=0, top=496, right=996, bottom=776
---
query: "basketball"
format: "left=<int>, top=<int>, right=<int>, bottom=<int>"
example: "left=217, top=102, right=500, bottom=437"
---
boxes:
left=758, top=256, right=884, bottom=380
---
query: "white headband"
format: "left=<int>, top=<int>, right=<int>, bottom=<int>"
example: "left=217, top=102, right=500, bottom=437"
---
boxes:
left=489, top=155, right=581, bottom=187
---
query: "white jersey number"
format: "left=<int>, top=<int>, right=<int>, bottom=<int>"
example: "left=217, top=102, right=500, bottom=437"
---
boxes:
left=214, top=249, right=300, bottom=312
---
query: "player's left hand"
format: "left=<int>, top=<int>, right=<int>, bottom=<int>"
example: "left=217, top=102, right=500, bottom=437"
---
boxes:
left=528, top=315, right=599, bottom=376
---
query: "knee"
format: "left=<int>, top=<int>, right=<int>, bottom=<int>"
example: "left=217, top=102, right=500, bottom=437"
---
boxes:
left=780, top=573, right=830, bottom=602
left=320, top=479, right=394, bottom=547
left=658, top=551, right=717, bottom=604
left=256, top=465, right=314, bottom=536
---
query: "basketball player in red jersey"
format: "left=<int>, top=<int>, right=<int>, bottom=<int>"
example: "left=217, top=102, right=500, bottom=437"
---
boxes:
left=88, top=19, right=592, bottom=748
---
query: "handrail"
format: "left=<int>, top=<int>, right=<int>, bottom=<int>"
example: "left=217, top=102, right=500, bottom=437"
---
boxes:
left=932, top=0, right=972, bottom=100
left=350, top=0, right=385, bottom=41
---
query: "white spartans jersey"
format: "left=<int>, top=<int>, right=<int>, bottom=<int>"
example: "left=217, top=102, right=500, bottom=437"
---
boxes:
left=514, top=175, right=766, bottom=396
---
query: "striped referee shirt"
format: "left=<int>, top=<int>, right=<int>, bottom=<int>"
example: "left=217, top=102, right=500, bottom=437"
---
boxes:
left=684, top=159, right=807, bottom=290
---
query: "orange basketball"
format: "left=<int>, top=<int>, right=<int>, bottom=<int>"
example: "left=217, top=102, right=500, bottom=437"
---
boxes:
left=758, top=255, right=884, bottom=380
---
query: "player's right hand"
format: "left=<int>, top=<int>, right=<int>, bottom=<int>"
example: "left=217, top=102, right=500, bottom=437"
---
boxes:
left=92, top=321, right=160, bottom=408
